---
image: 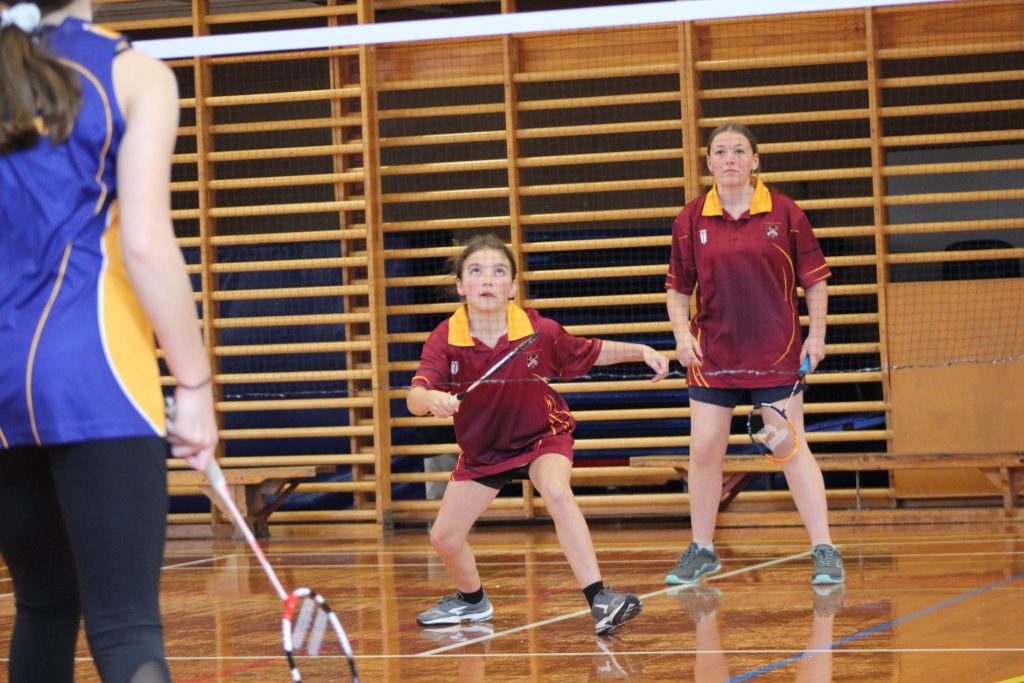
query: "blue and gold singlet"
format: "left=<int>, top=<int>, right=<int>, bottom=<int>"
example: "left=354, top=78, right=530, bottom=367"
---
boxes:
left=0, top=18, right=164, bottom=448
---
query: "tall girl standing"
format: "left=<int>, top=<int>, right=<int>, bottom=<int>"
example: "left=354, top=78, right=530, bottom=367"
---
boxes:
left=664, top=122, right=844, bottom=586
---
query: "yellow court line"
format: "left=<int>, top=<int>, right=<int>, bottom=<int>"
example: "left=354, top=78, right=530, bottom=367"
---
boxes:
left=993, top=676, right=1024, bottom=683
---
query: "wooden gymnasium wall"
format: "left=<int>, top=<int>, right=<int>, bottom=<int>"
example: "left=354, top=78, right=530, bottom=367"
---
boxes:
left=95, top=0, right=1024, bottom=525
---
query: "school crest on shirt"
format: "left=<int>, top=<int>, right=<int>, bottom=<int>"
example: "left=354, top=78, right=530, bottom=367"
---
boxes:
left=765, top=222, right=780, bottom=240
left=526, top=352, right=539, bottom=369
left=699, top=229, right=708, bottom=245
left=450, top=360, right=459, bottom=375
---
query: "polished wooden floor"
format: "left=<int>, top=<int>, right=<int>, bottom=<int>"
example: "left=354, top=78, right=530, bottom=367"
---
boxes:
left=2, top=519, right=1024, bottom=682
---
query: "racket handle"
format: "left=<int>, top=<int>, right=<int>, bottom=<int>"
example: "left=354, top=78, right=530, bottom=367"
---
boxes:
left=798, top=356, right=811, bottom=378
left=205, top=457, right=227, bottom=489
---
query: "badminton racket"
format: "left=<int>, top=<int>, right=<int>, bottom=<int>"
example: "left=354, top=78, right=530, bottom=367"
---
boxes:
left=166, top=399, right=359, bottom=682
left=448, top=331, right=539, bottom=406
left=746, top=356, right=811, bottom=464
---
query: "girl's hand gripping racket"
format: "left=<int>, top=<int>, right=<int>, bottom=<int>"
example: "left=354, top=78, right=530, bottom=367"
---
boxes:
left=167, top=399, right=359, bottom=682
left=746, top=356, right=811, bottom=464
left=448, top=331, right=539, bottom=407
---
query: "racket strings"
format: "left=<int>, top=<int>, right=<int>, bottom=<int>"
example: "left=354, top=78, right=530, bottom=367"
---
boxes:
left=749, top=408, right=788, bottom=452
left=291, top=597, right=329, bottom=655
left=285, top=590, right=359, bottom=681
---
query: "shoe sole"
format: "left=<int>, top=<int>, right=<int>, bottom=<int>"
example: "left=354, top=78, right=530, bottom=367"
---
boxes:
left=811, top=574, right=845, bottom=586
left=417, top=605, right=495, bottom=627
left=594, top=596, right=643, bottom=635
left=665, top=561, right=721, bottom=586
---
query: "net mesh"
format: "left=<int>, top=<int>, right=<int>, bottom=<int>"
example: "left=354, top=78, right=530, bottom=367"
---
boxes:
left=93, top=0, right=1024, bottom=506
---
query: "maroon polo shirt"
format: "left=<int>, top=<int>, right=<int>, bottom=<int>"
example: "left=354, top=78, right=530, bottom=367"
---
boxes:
left=666, top=179, right=831, bottom=389
left=411, top=304, right=602, bottom=477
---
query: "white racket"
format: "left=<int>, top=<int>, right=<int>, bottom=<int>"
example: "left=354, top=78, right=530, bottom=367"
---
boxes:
left=166, top=399, right=358, bottom=681
left=448, top=331, right=539, bottom=406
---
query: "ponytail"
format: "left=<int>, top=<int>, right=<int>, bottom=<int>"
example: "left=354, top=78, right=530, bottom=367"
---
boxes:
left=0, top=1, right=82, bottom=154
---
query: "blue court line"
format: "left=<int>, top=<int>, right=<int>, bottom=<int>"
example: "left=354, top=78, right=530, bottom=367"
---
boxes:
left=727, top=569, right=1024, bottom=682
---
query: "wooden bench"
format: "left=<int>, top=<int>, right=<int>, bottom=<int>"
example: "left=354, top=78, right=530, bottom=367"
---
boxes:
left=631, top=452, right=1024, bottom=515
left=168, top=465, right=328, bottom=537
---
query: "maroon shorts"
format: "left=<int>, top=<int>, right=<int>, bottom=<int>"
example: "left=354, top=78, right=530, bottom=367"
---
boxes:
left=452, top=432, right=574, bottom=486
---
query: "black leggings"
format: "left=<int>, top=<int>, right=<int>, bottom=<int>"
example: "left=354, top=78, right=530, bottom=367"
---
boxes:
left=0, top=438, right=171, bottom=683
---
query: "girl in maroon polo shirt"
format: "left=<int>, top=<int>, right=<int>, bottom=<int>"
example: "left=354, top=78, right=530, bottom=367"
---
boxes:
left=664, top=122, right=845, bottom=587
left=408, top=234, right=669, bottom=635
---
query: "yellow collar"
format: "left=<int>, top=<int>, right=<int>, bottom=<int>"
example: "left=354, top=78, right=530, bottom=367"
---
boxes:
left=701, top=177, right=772, bottom=217
left=448, top=303, right=535, bottom=346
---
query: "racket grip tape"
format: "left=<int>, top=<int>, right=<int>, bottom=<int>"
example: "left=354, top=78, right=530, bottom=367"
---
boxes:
left=798, top=356, right=811, bottom=378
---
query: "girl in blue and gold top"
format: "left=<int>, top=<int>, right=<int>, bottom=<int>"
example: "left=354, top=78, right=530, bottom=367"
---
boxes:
left=0, top=1, right=217, bottom=680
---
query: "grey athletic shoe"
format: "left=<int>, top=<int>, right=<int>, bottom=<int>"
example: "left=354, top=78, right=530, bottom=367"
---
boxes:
left=811, top=544, right=845, bottom=585
left=665, top=542, right=721, bottom=585
left=591, top=588, right=642, bottom=635
left=417, top=592, right=494, bottom=626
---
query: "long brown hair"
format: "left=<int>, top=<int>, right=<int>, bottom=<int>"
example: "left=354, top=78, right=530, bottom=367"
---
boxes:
left=0, top=0, right=82, bottom=154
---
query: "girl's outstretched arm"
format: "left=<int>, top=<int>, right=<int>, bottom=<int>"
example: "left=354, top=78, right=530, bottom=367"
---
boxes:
left=594, top=341, right=670, bottom=382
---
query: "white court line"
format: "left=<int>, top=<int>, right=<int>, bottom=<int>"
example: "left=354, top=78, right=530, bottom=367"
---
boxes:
left=163, top=554, right=244, bottom=570
left=139, top=646, right=1024, bottom=664
left=2, top=646, right=1019, bottom=665
left=155, top=529, right=1024, bottom=560
left=0, top=553, right=241, bottom=598
left=416, top=548, right=813, bottom=656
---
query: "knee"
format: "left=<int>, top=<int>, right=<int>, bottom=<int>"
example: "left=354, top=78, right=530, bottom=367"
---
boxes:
left=429, top=524, right=466, bottom=558
left=688, top=442, right=725, bottom=469
left=15, top=591, right=80, bottom=624
left=537, top=480, right=574, bottom=512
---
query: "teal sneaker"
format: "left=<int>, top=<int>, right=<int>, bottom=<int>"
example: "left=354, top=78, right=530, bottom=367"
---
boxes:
left=666, top=542, right=721, bottom=585
left=811, top=544, right=845, bottom=585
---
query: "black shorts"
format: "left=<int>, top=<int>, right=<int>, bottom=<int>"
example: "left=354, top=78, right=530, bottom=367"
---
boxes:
left=688, top=383, right=806, bottom=409
left=471, top=464, right=532, bottom=491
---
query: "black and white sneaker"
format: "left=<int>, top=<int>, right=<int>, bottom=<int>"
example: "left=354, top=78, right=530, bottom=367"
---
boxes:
left=591, top=588, right=642, bottom=635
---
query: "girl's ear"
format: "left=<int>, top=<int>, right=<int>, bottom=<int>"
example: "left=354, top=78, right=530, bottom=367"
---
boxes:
left=508, top=280, right=517, bottom=300
left=455, top=278, right=465, bottom=297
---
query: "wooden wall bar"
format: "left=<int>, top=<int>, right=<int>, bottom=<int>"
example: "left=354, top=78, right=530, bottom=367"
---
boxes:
left=95, top=0, right=1024, bottom=526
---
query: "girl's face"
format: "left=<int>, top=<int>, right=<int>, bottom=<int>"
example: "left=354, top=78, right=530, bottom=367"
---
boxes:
left=707, top=130, right=759, bottom=189
left=456, top=247, right=516, bottom=313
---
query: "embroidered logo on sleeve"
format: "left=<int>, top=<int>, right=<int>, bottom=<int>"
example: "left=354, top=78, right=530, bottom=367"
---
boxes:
left=526, top=352, right=539, bottom=369
left=699, top=228, right=708, bottom=245
left=765, top=223, right=780, bottom=240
